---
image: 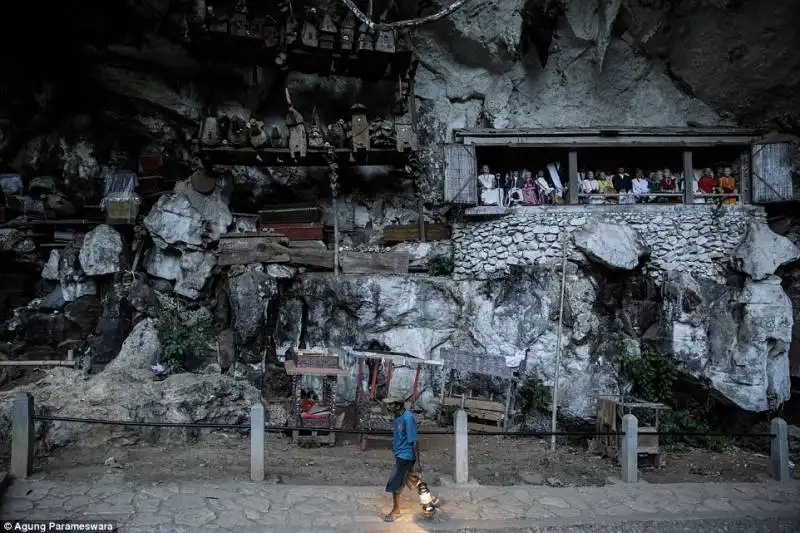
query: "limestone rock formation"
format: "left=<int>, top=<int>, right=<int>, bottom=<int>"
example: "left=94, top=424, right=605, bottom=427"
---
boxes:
left=662, top=271, right=793, bottom=411
left=732, top=221, right=800, bottom=281
left=78, top=224, right=124, bottom=276
left=228, top=270, right=279, bottom=364
left=572, top=222, right=649, bottom=271
left=0, top=367, right=258, bottom=454
left=105, top=318, right=161, bottom=372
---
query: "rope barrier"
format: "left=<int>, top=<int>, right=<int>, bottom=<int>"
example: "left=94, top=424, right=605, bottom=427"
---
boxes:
left=31, top=415, right=775, bottom=438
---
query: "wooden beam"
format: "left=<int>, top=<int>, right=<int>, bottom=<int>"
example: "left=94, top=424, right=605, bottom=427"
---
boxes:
left=288, top=249, right=335, bottom=269
left=340, top=251, right=409, bottom=274
left=453, top=126, right=760, bottom=137
left=683, top=151, right=694, bottom=204
left=568, top=151, right=579, bottom=205
left=456, top=135, right=755, bottom=148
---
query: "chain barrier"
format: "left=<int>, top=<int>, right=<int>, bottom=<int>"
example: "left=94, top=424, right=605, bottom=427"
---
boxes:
left=31, top=414, right=775, bottom=438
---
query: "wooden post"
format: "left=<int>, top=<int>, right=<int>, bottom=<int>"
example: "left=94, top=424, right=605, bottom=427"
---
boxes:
left=250, top=403, right=265, bottom=481
left=621, top=414, right=638, bottom=483
left=418, top=196, right=426, bottom=242
left=683, top=150, right=693, bottom=204
left=11, top=392, right=34, bottom=479
left=333, top=196, right=340, bottom=277
left=550, top=233, right=568, bottom=451
left=770, top=417, right=790, bottom=482
left=502, top=380, right=514, bottom=431
left=454, top=409, right=469, bottom=484
left=568, top=151, right=579, bottom=205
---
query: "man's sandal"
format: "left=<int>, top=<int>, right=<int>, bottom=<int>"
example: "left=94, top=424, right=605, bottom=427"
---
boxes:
left=382, top=513, right=399, bottom=523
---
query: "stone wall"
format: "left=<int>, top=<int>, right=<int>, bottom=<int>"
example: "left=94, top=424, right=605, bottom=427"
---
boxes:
left=452, top=205, right=766, bottom=282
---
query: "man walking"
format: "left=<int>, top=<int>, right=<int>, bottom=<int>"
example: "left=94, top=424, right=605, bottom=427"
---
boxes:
left=382, top=396, right=440, bottom=522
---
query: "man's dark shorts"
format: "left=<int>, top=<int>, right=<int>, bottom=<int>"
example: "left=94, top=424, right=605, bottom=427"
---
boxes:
left=385, top=458, right=416, bottom=493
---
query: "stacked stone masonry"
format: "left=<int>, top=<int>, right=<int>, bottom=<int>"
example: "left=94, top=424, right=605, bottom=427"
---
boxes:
left=452, top=205, right=766, bottom=282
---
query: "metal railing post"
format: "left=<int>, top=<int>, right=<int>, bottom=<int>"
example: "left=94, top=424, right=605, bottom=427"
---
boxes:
left=621, top=414, right=638, bottom=483
left=250, top=403, right=265, bottom=482
left=770, top=418, right=790, bottom=482
left=11, top=392, right=34, bottom=479
left=454, top=409, right=468, bottom=484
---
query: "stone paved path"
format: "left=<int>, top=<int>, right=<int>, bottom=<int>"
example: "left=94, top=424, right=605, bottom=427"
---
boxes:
left=1, top=475, right=798, bottom=533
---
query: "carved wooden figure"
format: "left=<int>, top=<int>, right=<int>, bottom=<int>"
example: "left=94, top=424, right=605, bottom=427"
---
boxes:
left=301, top=10, right=319, bottom=47
left=318, top=12, right=337, bottom=50
left=340, top=12, right=355, bottom=51
left=396, top=29, right=413, bottom=52
left=350, top=104, right=370, bottom=151
left=307, top=108, right=326, bottom=149
left=199, top=117, right=220, bottom=146
left=263, top=16, right=279, bottom=47
left=395, top=120, right=418, bottom=152
left=286, top=90, right=307, bottom=159
left=375, top=27, right=396, bottom=54
left=230, top=0, right=249, bottom=37
left=356, top=23, right=374, bottom=52
left=207, top=7, right=228, bottom=33
left=227, top=116, right=249, bottom=146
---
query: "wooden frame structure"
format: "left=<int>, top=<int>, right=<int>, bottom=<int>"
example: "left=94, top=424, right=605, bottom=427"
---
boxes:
left=596, top=395, right=670, bottom=468
left=346, top=347, right=443, bottom=451
left=438, top=349, right=517, bottom=433
left=445, top=127, right=795, bottom=209
left=285, top=350, right=347, bottom=446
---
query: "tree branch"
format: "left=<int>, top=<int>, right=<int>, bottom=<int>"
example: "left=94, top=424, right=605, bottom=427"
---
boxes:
left=339, top=0, right=471, bottom=30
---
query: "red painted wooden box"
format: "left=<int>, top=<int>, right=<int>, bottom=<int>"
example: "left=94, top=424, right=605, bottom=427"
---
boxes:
left=260, top=222, right=324, bottom=241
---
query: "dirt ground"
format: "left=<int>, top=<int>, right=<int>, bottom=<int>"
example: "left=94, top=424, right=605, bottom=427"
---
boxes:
left=12, top=430, right=779, bottom=487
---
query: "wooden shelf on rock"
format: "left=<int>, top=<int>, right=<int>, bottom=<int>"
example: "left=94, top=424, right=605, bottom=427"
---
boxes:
left=197, top=145, right=413, bottom=167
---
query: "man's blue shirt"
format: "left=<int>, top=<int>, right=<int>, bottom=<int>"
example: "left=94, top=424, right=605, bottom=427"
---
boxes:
left=391, top=409, right=417, bottom=460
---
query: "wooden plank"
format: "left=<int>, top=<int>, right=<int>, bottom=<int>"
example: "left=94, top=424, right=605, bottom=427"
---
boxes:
left=288, top=240, right=328, bottom=250
left=288, top=248, right=335, bottom=269
left=457, top=135, right=755, bottom=148
left=443, top=144, right=478, bottom=204
left=683, top=151, right=694, bottom=204
left=340, top=251, right=409, bottom=274
left=443, top=397, right=507, bottom=412
left=464, top=407, right=506, bottom=421
left=381, top=223, right=451, bottom=243
left=261, top=222, right=324, bottom=241
left=453, top=127, right=760, bottom=137
left=568, top=151, right=578, bottom=205
left=751, top=141, right=793, bottom=203
left=259, top=205, right=322, bottom=224
left=284, top=360, right=346, bottom=376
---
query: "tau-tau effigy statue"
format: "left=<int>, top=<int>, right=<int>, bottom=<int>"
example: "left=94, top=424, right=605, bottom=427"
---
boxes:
left=227, top=116, right=249, bottom=147
left=370, top=118, right=395, bottom=148
left=328, top=119, right=348, bottom=149
left=307, top=108, right=327, bottom=149
left=350, top=104, right=370, bottom=151
left=285, top=89, right=307, bottom=159
left=248, top=118, right=268, bottom=148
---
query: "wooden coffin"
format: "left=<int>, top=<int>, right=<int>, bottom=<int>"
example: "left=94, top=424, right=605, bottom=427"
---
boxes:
left=216, top=232, right=290, bottom=266
left=137, top=176, right=163, bottom=194
left=339, top=251, right=409, bottom=275
left=381, top=223, right=451, bottom=243
left=288, top=248, right=334, bottom=269
left=261, top=222, right=324, bottom=241
left=258, top=205, right=322, bottom=224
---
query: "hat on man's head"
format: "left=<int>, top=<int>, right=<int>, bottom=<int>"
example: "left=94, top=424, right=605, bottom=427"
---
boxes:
left=382, top=395, right=405, bottom=405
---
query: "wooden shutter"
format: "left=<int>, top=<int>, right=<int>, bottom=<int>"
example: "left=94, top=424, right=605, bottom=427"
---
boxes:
left=443, top=144, right=478, bottom=204
left=750, top=141, right=793, bottom=203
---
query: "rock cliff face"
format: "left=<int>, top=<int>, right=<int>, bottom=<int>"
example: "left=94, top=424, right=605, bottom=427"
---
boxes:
left=0, top=0, right=799, bottom=449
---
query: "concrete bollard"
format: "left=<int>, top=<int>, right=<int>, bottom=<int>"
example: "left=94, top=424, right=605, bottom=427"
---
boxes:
left=454, top=409, right=469, bottom=484
left=11, top=392, right=34, bottom=479
left=250, top=403, right=265, bottom=482
left=770, top=418, right=790, bottom=482
left=620, top=413, right=638, bottom=483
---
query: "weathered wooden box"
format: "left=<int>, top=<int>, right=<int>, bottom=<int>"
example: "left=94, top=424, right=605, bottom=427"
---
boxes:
left=259, top=205, right=321, bottom=224
left=105, top=199, right=140, bottom=224
left=261, top=222, right=324, bottom=241
left=381, top=223, right=451, bottom=243
left=290, top=348, right=339, bottom=369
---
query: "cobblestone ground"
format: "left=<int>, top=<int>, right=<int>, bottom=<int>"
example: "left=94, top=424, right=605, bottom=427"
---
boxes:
left=1, top=475, right=798, bottom=533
